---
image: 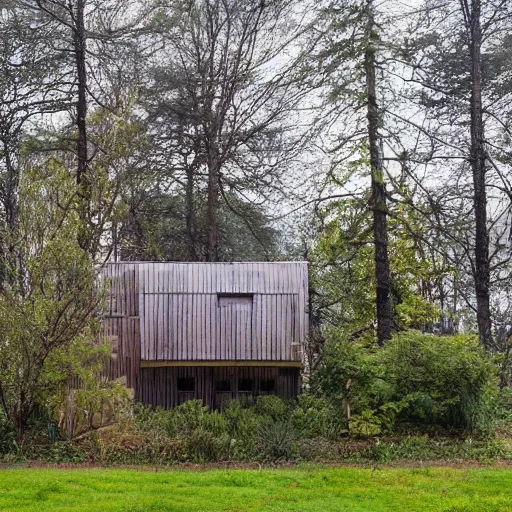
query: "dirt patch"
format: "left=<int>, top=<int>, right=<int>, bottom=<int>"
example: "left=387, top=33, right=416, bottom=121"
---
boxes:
left=2, top=459, right=512, bottom=472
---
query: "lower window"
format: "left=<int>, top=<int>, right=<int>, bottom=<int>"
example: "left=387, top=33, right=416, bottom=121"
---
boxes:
left=238, top=378, right=253, bottom=392
left=260, top=379, right=275, bottom=393
left=177, top=377, right=195, bottom=392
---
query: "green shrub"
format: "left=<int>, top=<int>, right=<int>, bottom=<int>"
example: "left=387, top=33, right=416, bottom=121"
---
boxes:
left=182, top=429, right=231, bottom=463
left=252, top=395, right=292, bottom=421
left=168, top=400, right=210, bottom=435
left=130, top=402, right=232, bottom=463
left=293, top=436, right=337, bottom=461
left=47, top=441, right=86, bottom=463
left=222, top=400, right=262, bottom=459
left=0, top=410, right=16, bottom=454
left=318, top=331, right=498, bottom=435
left=291, top=394, right=345, bottom=439
left=359, top=436, right=507, bottom=463
left=254, top=420, right=297, bottom=461
left=375, top=332, right=498, bottom=433
left=496, top=387, right=512, bottom=426
left=0, top=337, right=501, bottom=465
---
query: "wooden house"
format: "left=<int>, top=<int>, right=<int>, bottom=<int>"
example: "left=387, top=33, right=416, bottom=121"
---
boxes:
left=103, top=262, right=309, bottom=408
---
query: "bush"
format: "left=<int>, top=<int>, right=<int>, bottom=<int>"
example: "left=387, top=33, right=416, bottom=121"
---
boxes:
left=360, top=436, right=507, bottom=463
left=252, top=395, right=292, bottom=421
left=46, top=441, right=86, bottom=464
left=123, top=396, right=346, bottom=463
left=375, top=332, right=498, bottom=433
left=0, top=409, right=16, bottom=455
left=291, top=394, right=345, bottom=439
left=254, top=420, right=297, bottom=461
left=318, top=331, right=499, bottom=435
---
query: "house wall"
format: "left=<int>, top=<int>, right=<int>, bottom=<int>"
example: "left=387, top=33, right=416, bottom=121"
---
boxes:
left=136, top=366, right=301, bottom=409
left=104, top=263, right=140, bottom=388
left=137, top=262, right=308, bottom=362
left=103, top=262, right=308, bottom=407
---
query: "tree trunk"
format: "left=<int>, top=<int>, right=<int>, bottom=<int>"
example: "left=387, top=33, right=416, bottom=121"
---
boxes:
left=73, top=0, right=88, bottom=188
left=465, top=0, right=493, bottom=349
left=185, top=164, right=199, bottom=261
left=2, top=141, right=26, bottom=295
left=72, top=0, right=92, bottom=253
left=3, top=143, right=19, bottom=277
left=206, top=150, right=220, bottom=262
left=365, top=0, right=393, bottom=345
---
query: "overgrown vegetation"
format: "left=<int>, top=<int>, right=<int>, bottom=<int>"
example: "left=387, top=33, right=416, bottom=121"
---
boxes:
left=2, top=396, right=508, bottom=466
left=317, top=332, right=498, bottom=436
left=0, top=330, right=508, bottom=466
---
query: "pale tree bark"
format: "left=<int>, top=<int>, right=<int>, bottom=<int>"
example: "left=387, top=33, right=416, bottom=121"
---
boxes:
left=365, top=0, right=393, bottom=345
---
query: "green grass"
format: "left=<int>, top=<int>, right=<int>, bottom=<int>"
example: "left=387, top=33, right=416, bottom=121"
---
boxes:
left=0, top=465, right=512, bottom=511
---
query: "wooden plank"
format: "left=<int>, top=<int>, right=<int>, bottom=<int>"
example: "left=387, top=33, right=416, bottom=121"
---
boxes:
left=199, top=293, right=205, bottom=359
left=225, top=296, right=232, bottom=360
left=251, top=294, right=257, bottom=360
left=198, top=292, right=203, bottom=359
left=268, top=294, right=274, bottom=360
left=192, top=293, right=197, bottom=360
left=211, top=294, right=217, bottom=359
left=162, top=292, right=168, bottom=360
left=206, top=294, right=212, bottom=359
left=272, top=293, right=278, bottom=361
left=217, top=296, right=223, bottom=360
left=155, top=275, right=161, bottom=359
left=176, top=294, right=182, bottom=362
left=147, top=293, right=154, bottom=360
left=187, top=293, right=193, bottom=360
left=277, top=294, right=283, bottom=361
left=195, top=293, right=200, bottom=360
left=302, top=262, right=309, bottom=359
left=169, top=292, right=175, bottom=360
left=235, top=303, right=240, bottom=359
left=183, top=293, right=190, bottom=360
left=281, top=294, right=287, bottom=361
left=141, top=287, right=147, bottom=360
left=215, top=293, right=221, bottom=360
left=260, top=294, right=266, bottom=360
left=221, top=300, right=228, bottom=359
left=231, top=302, right=236, bottom=359
left=203, top=294, right=208, bottom=359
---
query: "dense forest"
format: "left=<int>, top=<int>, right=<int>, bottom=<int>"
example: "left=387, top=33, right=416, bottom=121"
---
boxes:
left=0, top=0, right=512, bottom=462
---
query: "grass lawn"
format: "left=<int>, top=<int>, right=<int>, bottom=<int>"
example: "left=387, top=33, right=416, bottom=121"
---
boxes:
left=0, top=465, right=511, bottom=511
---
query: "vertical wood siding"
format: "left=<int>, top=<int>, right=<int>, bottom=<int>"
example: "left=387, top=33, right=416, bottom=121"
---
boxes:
left=134, top=262, right=308, bottom=362
left=103, top=263, right=141, bottom=387
left=136, top=366, right=300, bottom=409
left=103, top=262, right=308, bottom=408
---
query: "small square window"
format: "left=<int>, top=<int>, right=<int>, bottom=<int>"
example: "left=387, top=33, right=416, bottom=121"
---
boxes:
left=260, top=379, right=275, bottom=393
left=238, top=378, right=253, bottom=392
left=216, top=380, right=231, bottom=392
left=177, top=377, right=195, bottom=392
left=218, top=294, right=253, bottom=308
